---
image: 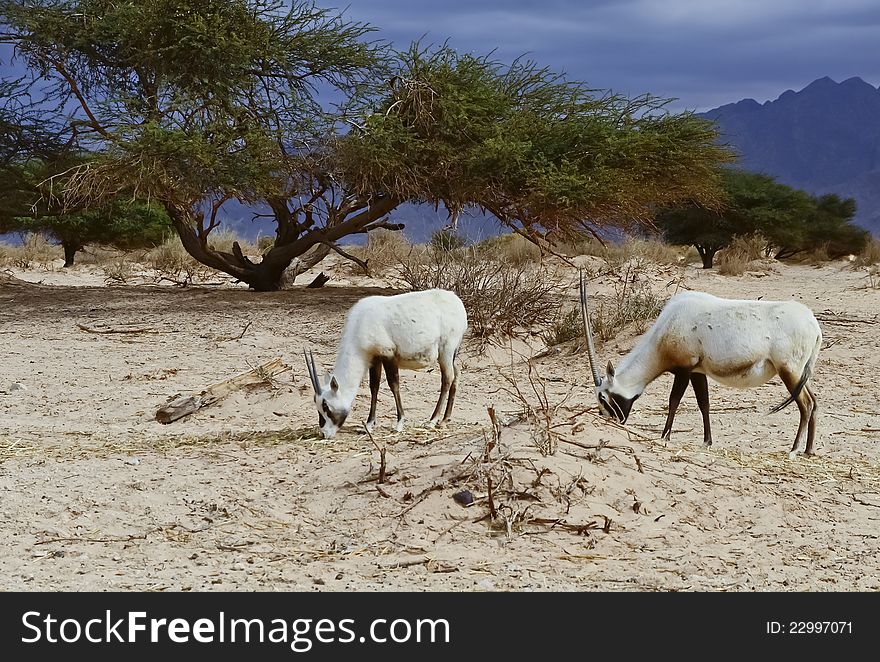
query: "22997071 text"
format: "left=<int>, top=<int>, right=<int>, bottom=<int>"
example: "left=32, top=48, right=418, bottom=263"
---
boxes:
left=766, top=622, right=852, bottom=635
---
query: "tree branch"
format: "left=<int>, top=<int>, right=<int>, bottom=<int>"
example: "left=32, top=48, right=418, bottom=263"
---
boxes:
left=322, top=241, right=370, bottom=275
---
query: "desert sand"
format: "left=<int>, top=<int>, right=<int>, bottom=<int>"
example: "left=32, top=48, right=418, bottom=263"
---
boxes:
left=1, top=255, right=878, bottom=591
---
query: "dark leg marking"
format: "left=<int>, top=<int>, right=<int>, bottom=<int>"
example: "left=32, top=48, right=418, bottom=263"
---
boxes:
left=690, top=372, right=712, bottom=447
left=442, top=363, right=460, bottom=423
left=430, top=365, right=451, bottom=422
left=779, top=368, right=812, bottom=454
left=366, top=357, right=382, bottom=428
left=661, top=370, right=690, bottom=440
left=804, top=384, right=818, bottom=456
left=382, top=359, right=405, bottom=428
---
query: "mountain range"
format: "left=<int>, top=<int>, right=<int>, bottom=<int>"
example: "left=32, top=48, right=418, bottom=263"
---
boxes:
left=701, top=76, right=880, bottom=235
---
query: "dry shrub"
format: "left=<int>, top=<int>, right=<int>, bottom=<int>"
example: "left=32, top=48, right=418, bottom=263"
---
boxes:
left=207, top=229, right=256, bottom=257
left=145, top=235, right=211, bottom=284
left=396, top=246, right=562, bottom=341
left=543, top=307, right=582, bottom=346
left=76, top=246, right=129, bottom=267
left=0, top=233, right=58, bottom=269
left=865, top=265, right=880, bottom=289
left=797, top=244, right=832, bottom=265
left=478, top=233, right=543, bottom=266
left=555, top=235, right=606, bottom=258
left=589, top=266, right=666, bottom=341
left=559, top=235, right=684, bottom=267
left=717, top=234, right=766, bottom=275
left=854, top=238, right=880, bottom=268
left=355, top=229, right=412, bottom=275
left=102, top=257, right=134, bottom=284
left=256, top=235, right=275, bottom=253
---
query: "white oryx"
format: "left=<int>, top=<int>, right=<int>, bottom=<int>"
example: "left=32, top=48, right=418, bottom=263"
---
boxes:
left=579, top=272, right=823, bottom=456
left=305, top=289, right=468, bottom=439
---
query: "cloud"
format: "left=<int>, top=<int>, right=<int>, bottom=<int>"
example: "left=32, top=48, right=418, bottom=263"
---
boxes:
left=342, top=0, right=880, bottom=110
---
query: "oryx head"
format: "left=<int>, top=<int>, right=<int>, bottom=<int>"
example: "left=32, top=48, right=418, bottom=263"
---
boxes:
left=304, top=350, right=349, bottom=439
left=579, top=271, right=640, bottom=423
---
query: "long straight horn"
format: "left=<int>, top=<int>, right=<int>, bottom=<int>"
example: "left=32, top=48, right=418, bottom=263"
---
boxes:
left=304, top=349, right=321, bottom=394
left=579, top=270, right=602, bottom=387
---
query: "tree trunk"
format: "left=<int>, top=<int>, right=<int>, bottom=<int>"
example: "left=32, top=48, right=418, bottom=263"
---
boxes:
left=695, top=245, right=716, bottom=269
left=61, top=240, right=81, bottom=268
left=162, top=196, right=399, bottom=292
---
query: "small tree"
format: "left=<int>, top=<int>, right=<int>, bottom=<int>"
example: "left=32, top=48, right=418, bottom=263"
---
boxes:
left=11, top=199, right=173, bottom=266
left=655, top=169, right=863, bottom=268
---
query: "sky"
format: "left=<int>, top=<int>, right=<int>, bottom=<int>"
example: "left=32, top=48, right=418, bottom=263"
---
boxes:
left=2, top=1, right=878, bottom=112
left=342, top=0, right=880, bottom=111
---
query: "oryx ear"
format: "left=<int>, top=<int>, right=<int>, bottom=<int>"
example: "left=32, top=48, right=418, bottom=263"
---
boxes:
left=606, top=361, right=615, bottom=378
left=329, top=375, right=339, bottom=392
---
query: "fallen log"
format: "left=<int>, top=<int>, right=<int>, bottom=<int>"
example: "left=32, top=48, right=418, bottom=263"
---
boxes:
left=155, top=357, right=289, bottom=424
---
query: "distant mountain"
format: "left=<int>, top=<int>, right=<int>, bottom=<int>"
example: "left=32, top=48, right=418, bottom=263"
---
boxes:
left=701, top=76, right=880, bottom=234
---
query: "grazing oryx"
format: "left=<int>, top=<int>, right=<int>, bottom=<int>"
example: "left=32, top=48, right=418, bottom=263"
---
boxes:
left=304, top=289, right=467, bottom=439
left=579, top=272, right=823, bottom=456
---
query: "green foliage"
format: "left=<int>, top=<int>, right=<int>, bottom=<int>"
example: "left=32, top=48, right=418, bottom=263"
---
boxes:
left=334, top=44, right=734, bottom=237
left=656, top=169, right=867, bottom=267
left=2, top=0, right=387, bottom=205
left=10, top=198, right=173, bottom=262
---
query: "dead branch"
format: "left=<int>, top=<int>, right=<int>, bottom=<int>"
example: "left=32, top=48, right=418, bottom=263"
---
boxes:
left=364, top=423, right=387, bottom=484
left=155, top=357, right=289, bottom=424
left=76, top=323, right=156, bottom=334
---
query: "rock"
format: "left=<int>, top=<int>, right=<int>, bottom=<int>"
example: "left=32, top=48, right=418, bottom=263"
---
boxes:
left=9, top=382, right=27, bottom=392
left=124, top=457, right=140, bottom=466
left=452, top=490, right=474, bottom=506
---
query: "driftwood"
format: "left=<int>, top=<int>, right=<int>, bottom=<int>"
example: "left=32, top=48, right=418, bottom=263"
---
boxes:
left=155, top=357, right=289, bottom=424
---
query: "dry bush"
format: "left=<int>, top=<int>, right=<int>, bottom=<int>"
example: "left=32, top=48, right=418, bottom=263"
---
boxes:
left=75, top=246, right=129, bottom=267
left=717, top=234, right=766, bottom=275
left=102, top=257, right=135, bottom=284
left=145, top=235, right=211, bottom=284
left=478, top=233, right=543, bottom=266
left=797, top=244, right=832, bottom=265
left=614, top=237, right=682, bottom=266
left=559, top=235, right=683, bottom=267
left=589, top=266, right=666, bottom=342
left=0, top=233, right=58, bottom=269
left=353, top=229, right=412, bottom=275
left=681, top=245, right=701, bottom=265
left=207, top=229, right=256, bottom=257
left=854, top=238, right=880, bottom=268
left=498, top=358, right=564, bottom=456
left=256, top=235, right=275, bottom=253
left=396, top=246, right=562, bottom=341
left=543, top=307, right=582, bottom=346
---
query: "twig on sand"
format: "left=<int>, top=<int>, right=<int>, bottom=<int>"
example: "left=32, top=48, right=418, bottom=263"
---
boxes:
left=76, top=323, right=156, bottom=334
left=364, top=422, right=387, bottom=484
left=560, top=436, right=645, bottom=473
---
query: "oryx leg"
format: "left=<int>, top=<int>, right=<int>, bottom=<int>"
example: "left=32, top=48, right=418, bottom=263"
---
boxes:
left=441, top=357, right=461, bottom=424
left=805, top=384, right=818, bottom=456
left=661, top=370, right=690, bottom=440
left=690, top=372, right=712, bottom=447
left=365, top=357, right=382, bottom=432
left=382, top=359, right=406, bottom=432
left=429, top=347, right=457, bottom=426
left=779, top=368, right=814, bottom=457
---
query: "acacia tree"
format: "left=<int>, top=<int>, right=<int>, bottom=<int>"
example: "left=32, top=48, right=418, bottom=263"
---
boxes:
left=656, top=169, right=867, bottom=267
left=3, top=1, right=733, bottom=290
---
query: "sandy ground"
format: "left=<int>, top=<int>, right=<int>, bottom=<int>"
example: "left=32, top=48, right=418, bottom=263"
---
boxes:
left=1, top=256, right=879, bottom=591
